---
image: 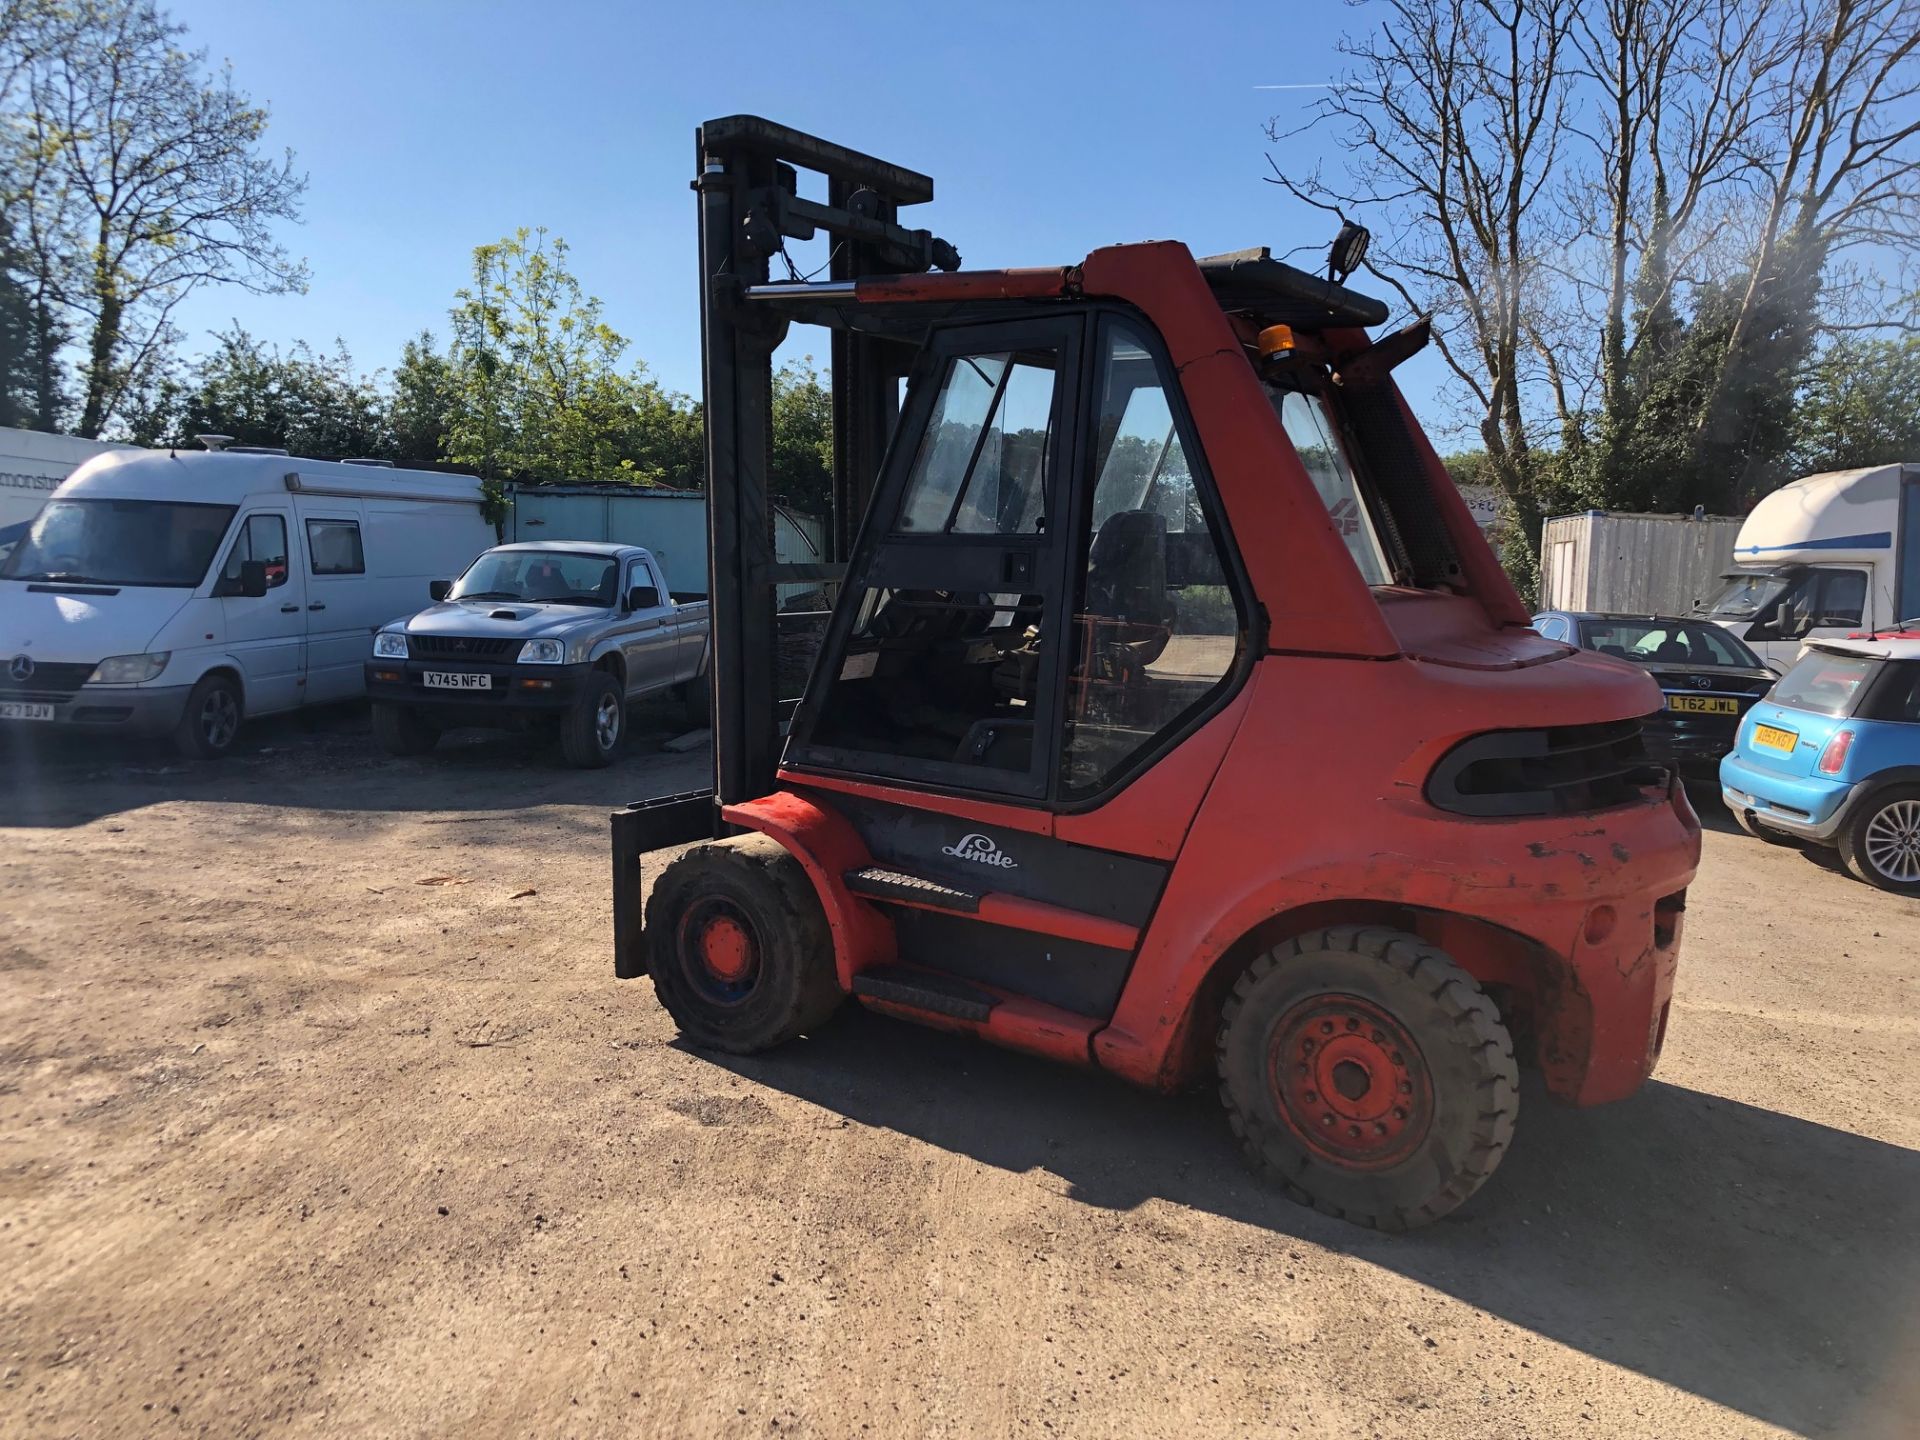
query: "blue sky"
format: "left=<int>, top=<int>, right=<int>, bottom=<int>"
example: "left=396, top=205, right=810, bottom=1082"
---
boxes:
left=162, top=0, right=1458, bottom=426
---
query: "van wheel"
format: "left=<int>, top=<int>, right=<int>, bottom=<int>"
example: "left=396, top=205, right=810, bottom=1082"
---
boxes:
left=1216, top=925, right=1519, bottom=1231
left=560, top=670, right=624, bottom=768
left=1838, top=785, right=1920, bottom=895
left=173, top=674, right=243, bottom=759
left=371, top=702, right=441, bottom=757
left=643, top=834, right=841, bottom=1053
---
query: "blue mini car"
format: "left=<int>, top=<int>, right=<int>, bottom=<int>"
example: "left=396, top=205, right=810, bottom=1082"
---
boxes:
left=1721, top=636, right=1920, bottom=893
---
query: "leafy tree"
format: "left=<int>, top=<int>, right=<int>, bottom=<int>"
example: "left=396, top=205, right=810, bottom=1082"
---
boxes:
left=444, top=229, right=704, bottom=516
left=0, top=217, right=43, bottom=427
left=770, top=358, right=831, bottom=513
left=1790, top=336, right=1920, bottom=475
left=389, top=331, right=457, bottom=470
left=3, top=0, right=308, bottom=437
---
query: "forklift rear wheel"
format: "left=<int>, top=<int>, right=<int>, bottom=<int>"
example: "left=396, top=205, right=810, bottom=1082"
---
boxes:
left=1217, top=925, right=1519, bottom=1231
left=644, top=834, right=842, bottom=1053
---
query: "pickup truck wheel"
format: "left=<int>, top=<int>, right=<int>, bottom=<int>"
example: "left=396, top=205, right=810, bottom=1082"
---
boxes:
left=560, top=670, right=624, bottom=768
left=172, top=673, right=243, bottom=759
left=680, top=675, right=712, bottom=728
left=1216, top=925, right=1519, bottom=1231
left=371, top=702, right=441, bottom=757
left=1838, top=785, right=1920, bottom=895
left=643, top=834, right=841, bottom=1053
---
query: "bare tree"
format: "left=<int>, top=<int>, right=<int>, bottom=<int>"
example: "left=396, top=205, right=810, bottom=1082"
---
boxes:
left=1267, top=0, right=1582, bottom=546
left=1694, top=0, right=1920, bottom=453
left=3, top=0, right=308, bottom=436
left=1271, top=0, right=1920, bottom=536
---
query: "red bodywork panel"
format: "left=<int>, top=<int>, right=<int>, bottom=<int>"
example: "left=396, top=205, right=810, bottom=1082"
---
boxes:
left=730, top=241, right=1700, bottom=1108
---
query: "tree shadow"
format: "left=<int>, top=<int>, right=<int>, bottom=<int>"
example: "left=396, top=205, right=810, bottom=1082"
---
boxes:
left=0, top=698, right=709, bottom=828
left=704, top=1007, right=1920, bottom=1437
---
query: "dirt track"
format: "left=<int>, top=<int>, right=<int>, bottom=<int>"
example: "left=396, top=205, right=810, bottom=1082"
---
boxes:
left=2, top=707, right=1917, bottom=1439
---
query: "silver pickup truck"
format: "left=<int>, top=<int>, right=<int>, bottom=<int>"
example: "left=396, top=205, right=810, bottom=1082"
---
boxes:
left=364, top=541, right=709, bottom=767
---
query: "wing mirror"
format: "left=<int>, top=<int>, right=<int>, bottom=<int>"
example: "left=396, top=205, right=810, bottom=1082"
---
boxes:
left=626, top=584, right=660, bottom=612
left=429, top=579, right=453, bottom=601
left=239, top=560, right=269, bottom=599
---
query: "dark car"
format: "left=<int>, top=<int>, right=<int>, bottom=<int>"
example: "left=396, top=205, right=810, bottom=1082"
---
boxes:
left=1533, top=611, right=1776, bottom=781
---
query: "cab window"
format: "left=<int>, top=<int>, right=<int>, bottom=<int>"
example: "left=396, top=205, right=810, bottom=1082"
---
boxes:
left=216, top=513, right=290, bottom=594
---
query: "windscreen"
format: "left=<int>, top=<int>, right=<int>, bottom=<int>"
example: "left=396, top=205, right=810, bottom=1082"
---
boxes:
left=450, top=550, right=618, bottom=606
left=1699, top=571, right=1792, bottom=620
left=1577, top=619, right=1763, bottom=668
left=1769, top=650, right=1879, bottom=717
left=0, top=498, right=237, bottom=587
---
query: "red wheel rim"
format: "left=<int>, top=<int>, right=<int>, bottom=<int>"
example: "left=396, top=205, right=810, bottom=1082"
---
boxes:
left=677, top=900, right=761, bottom=1004
left=1267, top=994, right=1433, bottom=1170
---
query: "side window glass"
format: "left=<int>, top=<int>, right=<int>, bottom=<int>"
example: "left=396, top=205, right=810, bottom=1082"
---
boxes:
left=219, top=514, right=289, bottom=591
left=1816, top=570, right=1866, bottom=628
left=895, top=350, right=1057, bottom=535
left=1535, top=615, right=1568, bottom=642
left=306, top=519, right=365, bottom=576
left=1059, top=320, right=1242, bottom=798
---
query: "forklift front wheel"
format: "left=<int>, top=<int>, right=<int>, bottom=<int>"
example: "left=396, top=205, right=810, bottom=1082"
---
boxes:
left=1216, top=925, right=1519, bottom=1231
left=643, top=834, right=842, bottom=1053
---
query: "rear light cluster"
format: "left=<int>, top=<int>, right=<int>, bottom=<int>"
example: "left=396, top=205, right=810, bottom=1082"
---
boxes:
left=1426, top=718, right=1663, bottom=818
left=1816, top=728, right=1854, bottom=775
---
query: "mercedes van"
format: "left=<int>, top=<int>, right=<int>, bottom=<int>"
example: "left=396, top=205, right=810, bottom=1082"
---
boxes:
left=0, top=445, right=494, bottom=757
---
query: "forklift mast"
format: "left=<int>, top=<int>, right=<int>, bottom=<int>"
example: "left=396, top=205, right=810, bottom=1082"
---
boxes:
left=694, top=116, right=960, bottom=810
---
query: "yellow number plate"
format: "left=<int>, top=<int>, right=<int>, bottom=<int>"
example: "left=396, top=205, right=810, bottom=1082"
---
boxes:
left=1753, top=723, right=1798, bottom=753
left=1667, top=695, right=1739, bottom=715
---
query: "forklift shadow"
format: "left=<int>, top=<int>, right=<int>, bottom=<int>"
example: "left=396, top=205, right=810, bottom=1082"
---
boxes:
left=710, top=1007, right=1920, bottom=1436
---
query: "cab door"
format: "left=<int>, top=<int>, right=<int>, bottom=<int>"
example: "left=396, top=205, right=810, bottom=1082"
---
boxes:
left=212, top=509, right=306, bottom=714
left=782, top=311, right=1252, bottom=1020
left=615, top=556, right=679, bottom=697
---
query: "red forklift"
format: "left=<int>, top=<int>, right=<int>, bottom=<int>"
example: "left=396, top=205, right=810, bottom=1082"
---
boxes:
left=612, top=117, right=1702, bottom=1230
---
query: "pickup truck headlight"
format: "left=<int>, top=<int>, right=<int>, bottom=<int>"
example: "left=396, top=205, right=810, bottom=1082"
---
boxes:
left=372, top=631, right=410, bottom=660
left=88, top=652, right=170, bottom=685
left=518, top=638, right=567, bottom=664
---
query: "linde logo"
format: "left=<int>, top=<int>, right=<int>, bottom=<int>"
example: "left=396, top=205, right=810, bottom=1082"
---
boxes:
left=940, top=833, right=1017, bottom=869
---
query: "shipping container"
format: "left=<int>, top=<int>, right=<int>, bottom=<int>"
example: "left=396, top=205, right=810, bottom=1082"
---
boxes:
left=505, top=483, right=823, bottom=599
left=1540, top=510, right=1744, bottom=617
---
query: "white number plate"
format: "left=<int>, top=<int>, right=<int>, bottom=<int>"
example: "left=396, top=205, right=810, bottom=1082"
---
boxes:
left=423, top=671, right=491, bottom=691
left=0, top=701, right=55, bottom=721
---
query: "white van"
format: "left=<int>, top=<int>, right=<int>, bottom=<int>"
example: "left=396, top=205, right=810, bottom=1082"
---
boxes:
left=1696, top=463, right=1920, bottom=672
left=0, top=445, right=494, bottom=756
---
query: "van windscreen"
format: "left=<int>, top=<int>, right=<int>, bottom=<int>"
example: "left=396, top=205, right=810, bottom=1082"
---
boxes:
left=0, top=499, right=237, bottom=588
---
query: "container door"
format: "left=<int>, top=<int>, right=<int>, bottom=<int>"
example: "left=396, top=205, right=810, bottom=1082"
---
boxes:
left=212, top=509, right=305, bottom=714
left=293, top=500, right=371, bottom=704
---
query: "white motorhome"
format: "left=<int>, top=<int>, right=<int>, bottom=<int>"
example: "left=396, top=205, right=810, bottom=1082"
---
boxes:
left=0, top=445, right=494, bottom=756
left=0, top=426, right=137, bottom=556
left=1697, top=463, right=1920, bottom=672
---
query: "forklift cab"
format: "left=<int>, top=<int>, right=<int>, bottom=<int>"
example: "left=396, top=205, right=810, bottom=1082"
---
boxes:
left=612, top=118, right=1701, bottom=1232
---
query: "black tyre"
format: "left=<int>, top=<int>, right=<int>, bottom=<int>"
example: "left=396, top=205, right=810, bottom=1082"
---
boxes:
left=680, top=672, right=712, bottom=728
left=644, top=834, right=841, bottom=1053
left=1217, top=924, right=1519, bottom=1231
left=1838, top=784, right=1920, bottom=895
left=560, top=669, right=624, bottom=768
left=371, top=702, right=441, bottom=757
left=172, top=673, right=243, bottom=759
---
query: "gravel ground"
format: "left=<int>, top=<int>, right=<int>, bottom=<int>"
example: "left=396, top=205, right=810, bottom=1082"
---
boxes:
left=2, top=705, right=1916, bottom=1439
